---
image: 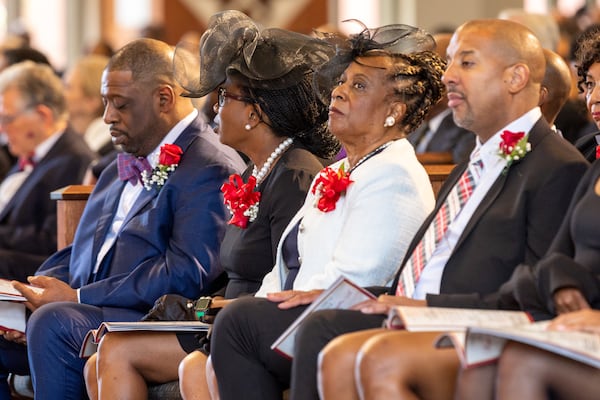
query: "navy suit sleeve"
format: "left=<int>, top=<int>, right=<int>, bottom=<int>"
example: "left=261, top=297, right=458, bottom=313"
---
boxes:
left=36, top=245, right=73, bottom=283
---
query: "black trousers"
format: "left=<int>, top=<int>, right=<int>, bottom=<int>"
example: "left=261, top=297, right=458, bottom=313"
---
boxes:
left=210, top=296, right=385, bottom=400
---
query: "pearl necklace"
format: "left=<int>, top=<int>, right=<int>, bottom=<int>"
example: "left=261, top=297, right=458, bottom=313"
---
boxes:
left=252, top=137, right=294, bottom=184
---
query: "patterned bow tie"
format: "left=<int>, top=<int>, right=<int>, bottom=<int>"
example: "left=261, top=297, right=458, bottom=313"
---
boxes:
left=117, top=153, right=152, bottom=185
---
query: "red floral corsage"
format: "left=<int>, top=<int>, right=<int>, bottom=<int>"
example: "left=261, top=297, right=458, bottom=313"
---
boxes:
left=142, top=143, right=183, bottom=190
left=311, top=164, right=354, bottom=212
left=498, top=130, right=531, bottom=173
left=221, top=174, right=261, bottom=228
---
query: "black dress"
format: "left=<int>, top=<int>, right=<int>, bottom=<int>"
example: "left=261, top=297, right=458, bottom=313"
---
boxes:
left=512, top=160, right=600, bottom=319
left=177, top=145, right=323, bottom=352
left=220, top=146, right=324, bottom=298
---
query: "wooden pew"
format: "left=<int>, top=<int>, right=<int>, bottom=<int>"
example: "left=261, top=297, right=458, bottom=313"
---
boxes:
left=48, top=164, right=456, bottom=250
left=417, top=151, right=454, bottom=165
left=48, top=163, right=456, bottom=248
left=424, top=164, right=455, bottom=199
left=50, top=185, right=94, bottom=250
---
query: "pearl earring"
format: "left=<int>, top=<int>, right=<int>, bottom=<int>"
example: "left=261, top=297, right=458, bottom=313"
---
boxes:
left=384, top=116, right=396, bottom=128
left=244, top=124, right=252, bottom=131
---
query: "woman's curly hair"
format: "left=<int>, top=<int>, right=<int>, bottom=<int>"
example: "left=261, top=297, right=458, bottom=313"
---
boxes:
left=387, top=50, right=446, bottom=134
left=312, top=21, right=445, bottom=134
left=574, top=24, right=600, bottom=93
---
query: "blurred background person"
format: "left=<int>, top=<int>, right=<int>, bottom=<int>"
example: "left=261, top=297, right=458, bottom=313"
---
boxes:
left=0, top=46, right=53, bottom=181
left=407, top=32, right=475, bottom=164
left=0, top=61, right=95, bottom=282
left=540, top=48, right=572, bottom=135
left=63, top=54, right=113, bottom=157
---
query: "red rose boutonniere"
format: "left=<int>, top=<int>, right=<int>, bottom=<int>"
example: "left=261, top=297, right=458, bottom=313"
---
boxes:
left=221, top=174, right=261, bottom=229
left=311, top=164, right=354, bottom=212
left=498, top=130, right=531, bottom=173
left=142, top=143, right=183, bottom=191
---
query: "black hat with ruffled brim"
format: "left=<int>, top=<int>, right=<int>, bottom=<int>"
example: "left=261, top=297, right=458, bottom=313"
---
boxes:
left=173, top=10, right=336, bottom=98
left=312, top=20, right=437, bottom=103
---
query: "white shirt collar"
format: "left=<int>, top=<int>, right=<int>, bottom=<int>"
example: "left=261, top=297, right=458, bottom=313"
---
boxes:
left=470, top=107, right=541, bottom=170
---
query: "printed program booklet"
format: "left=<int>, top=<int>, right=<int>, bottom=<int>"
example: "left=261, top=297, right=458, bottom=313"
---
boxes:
left=436, top=321, right=600, bottom=369
left=0, top=279, right=43, bottom=301
left=0, top=279, right=45, bottom=333
left=386, top=306, right=532, bottom=331
left=80, top=320, right=211, bottom=358
left=271, top=276, right=376, bottom=359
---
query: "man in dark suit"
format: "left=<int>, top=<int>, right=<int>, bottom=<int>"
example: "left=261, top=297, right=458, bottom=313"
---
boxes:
left=0, top=61, right=95, bottom=283
left=0, top=46, right=53, bottom=183
left=0, top=38, right=245, bottom=399
left=539, top=48, right=572, bottom=134
left=407, top=33, right=475, bottom=164
left=209, top=19, right=589, bottom=400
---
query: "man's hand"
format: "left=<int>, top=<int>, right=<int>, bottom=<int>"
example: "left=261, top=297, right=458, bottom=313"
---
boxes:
left=549, top=309, right=600, bottom=334
left=266, top=290, right=324, bottom=309
left=553, top=288, right=590, bottom=314
left=352, top=294, right=427, bottom=315
left=0, top=330, right=26, bottom=345
left=12, top=276, right=77, bottom=311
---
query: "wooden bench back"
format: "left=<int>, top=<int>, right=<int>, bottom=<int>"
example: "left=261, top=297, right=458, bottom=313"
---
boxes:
left=424, top=164, right=455, bottom=199
left=51, top=185, right=94, bottom=250
left=50, top=165, right=455, bottom=249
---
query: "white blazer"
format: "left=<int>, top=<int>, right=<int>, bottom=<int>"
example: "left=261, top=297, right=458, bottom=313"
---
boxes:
left=255, top=139, right=435, bottom=296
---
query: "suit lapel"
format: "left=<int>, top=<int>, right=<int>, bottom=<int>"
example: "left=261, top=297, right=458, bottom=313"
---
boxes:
left=116, top=116, right=202, bottom=230
left=91, top=179, right=127, bottom=262
left=0, top=132, right=69, bottom=221
left=389, top=162, right=467, bottom=290
left=453, top=169, right=508, bottom=251
left=452, top=118, right=550, bottom=251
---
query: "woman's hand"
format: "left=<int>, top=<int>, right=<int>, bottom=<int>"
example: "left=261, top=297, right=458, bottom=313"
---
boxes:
left=266, top=290, right=324, bottom=309
left=553, top=288, right=590, bottom=314
left=0, top=330, right=26, bottom=345
left=210, top=298, right=234, bottom=309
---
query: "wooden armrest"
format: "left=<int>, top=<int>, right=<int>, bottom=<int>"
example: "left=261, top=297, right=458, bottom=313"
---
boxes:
left=51, top=185, right=94, bottom=250
left=417, top=152, right=454, bottom=165
left=50, top=185, right=94, bottom=201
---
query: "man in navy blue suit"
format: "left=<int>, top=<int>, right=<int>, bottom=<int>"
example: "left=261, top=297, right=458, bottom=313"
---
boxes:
left=0, top=38, right=245, bottom=399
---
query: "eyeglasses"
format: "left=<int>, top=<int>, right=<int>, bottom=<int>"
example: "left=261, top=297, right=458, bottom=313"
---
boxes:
left=0, top=106, right=34, bottom=126
left=217, top=87, right=256, bottom=108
